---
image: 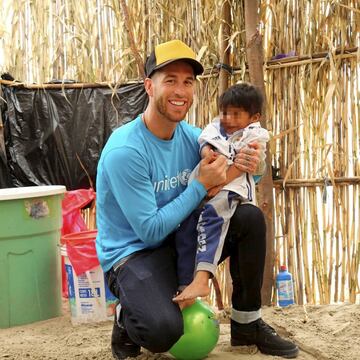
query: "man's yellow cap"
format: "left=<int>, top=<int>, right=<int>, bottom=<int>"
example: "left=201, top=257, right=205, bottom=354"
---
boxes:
left=145, top=40, right=204, bottom=77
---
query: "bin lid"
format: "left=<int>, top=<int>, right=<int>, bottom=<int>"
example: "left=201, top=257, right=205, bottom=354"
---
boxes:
left=0, top=185, right=66, bottom=201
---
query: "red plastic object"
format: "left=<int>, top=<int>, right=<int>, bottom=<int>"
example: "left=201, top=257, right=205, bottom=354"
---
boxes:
left=61, top=189, right=96, bottom=297
left=61, top=188, right=96, bottom=238
left=63, top=230, right=100, bottom=276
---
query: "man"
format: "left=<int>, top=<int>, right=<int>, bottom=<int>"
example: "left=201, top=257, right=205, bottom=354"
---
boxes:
left=96, top=39, right=298, bottom=359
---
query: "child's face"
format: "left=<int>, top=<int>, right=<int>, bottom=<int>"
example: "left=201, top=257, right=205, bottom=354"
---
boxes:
left=220, top=106, right=260, bottom=134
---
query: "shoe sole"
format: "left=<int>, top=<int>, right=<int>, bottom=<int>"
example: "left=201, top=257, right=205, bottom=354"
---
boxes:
left=231, top=339, right=252, bottom=346
left=111, top=348, right=141, bottom=360
left=258, top=345, right=299, bottom=359
left=232, top=341, right=299, bottom=359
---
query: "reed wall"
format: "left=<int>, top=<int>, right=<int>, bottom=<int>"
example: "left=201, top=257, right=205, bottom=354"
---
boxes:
left=1, top=0, right=359, bottom=304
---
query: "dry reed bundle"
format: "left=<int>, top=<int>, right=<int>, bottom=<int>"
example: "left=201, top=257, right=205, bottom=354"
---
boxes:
left=81, top=202, right=97, bottom=231
left=0, top=0, right=247, bottom=84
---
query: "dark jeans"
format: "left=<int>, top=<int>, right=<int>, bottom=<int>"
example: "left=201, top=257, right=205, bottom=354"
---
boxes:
left=106, top=203, right=266, bottom=352
left=222, top=204, right=266, bottom=311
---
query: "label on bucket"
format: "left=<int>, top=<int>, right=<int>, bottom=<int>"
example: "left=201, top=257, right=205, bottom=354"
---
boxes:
left=24, top=199, right=50, bottom=219
left=64, top=259, right=117, bottom=324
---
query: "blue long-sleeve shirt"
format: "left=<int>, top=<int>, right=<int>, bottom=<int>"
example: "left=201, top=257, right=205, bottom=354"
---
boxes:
left=96, top=115, right=207, bottom=271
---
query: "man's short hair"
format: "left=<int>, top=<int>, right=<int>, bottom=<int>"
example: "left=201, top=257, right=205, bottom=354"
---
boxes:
left=219, top=83, right=263, bottom=116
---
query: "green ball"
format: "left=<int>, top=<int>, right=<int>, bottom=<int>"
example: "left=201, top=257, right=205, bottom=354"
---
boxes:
left=169, top=299, right=220, bottom=360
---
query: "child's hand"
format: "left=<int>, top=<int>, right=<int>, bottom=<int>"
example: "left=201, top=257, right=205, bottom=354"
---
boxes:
left=200, top=144, right=213, bottom=159
left=207, top=184, right=223, bottom=199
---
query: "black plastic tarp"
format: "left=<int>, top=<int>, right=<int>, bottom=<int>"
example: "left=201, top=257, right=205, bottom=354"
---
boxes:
left=0, top=83, right=147, bottom=190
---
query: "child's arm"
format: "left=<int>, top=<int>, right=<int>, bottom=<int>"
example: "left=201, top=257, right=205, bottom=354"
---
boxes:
left=207, top=142, right=263, bottom=198
left=207, top=164, right=242, bottom=198
left=225, top=164, right=243, bottom=183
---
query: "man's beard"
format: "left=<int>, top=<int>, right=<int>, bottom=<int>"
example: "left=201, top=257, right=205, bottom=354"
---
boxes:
left=155, top=96, right=192, bottom=123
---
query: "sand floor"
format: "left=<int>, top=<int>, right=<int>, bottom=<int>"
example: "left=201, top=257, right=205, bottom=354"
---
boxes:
left=0, top=301, right=359, bottom=360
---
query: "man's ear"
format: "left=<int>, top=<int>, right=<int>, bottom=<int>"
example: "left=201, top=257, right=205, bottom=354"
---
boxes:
left=144, top=77, right=153, bottom=97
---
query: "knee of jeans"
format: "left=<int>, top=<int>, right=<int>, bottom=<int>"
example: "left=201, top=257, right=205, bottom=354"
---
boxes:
left=246, top=205, right=265, bottom=226
left=145, top=316, right=183, bottom=353
left=231, top=204, right=265, bottom=232
left=246, top=204, right=265, bottom=221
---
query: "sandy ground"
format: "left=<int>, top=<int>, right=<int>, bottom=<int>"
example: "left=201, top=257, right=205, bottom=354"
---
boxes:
left=0, top=301, right=359, bottom=360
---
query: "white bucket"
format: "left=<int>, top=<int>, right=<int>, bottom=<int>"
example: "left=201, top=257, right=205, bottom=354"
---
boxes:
left=61, top=246, right=117, bottom=325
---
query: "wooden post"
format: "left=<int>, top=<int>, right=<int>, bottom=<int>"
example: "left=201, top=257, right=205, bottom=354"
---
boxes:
left=218, top=0, right=233, bottom=306
left=244, top=0, right=275, bottom=305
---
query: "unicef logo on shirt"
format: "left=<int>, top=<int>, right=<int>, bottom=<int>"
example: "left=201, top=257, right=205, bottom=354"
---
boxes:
left=179, top=169, right=191, bottom=185
left=153, top=169, right=192, bottom=193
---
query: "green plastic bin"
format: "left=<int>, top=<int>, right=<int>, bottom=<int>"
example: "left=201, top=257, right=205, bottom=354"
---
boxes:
left=0, top=185, right=66, bottom=328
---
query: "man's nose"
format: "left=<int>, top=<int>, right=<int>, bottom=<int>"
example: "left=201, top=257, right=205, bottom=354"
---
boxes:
left=174, top=84, right=188, bottom=97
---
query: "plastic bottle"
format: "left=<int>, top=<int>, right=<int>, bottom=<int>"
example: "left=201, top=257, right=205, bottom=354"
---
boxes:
left=276, top=265, right=295, bottom=307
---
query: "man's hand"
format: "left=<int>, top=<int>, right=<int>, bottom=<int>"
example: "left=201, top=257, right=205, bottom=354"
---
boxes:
left=196, top=150, right=227, bottom=190
left=234, top=142, right=261, bottom=174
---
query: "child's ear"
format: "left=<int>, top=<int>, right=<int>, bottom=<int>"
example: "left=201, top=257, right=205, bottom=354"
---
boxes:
left=252, top=113, right=261, bottom=122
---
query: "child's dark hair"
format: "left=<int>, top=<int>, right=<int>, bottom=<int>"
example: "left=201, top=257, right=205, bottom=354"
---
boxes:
left=219, top=82, right=263, bottom=116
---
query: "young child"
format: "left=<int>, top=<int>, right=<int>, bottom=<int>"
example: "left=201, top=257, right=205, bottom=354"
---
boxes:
left=173, top=82, right=270, bottom=304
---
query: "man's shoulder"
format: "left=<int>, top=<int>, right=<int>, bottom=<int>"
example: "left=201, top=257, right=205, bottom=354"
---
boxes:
left=112, top=116, right=141, bottom=136
left=107, top=117, right=143, bottom=144
left=100, top=117, right=143, bottom=157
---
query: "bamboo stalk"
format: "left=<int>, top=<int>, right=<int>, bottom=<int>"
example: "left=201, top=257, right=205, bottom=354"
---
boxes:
left=210, top=277, right=224, bottom=311
left=284, top=190, right=291, bottom=268
left=218, top=0, right=231, bottom=96
left=294, top=190, right=304, bottom=305
left=322, top=186, right=329, bottom=304
left=349, top=185, right=359, bottom=302
left=334, top=192, right=340, bottom=303
left=0, top=79, right=139, bottom=89
left=274, top=177, right=360, bottom=187
left=301, top=188, right=313, bottom=303
left=312, top=188, right=326, bottom=303
left=266, top=49, right=358, bottom=69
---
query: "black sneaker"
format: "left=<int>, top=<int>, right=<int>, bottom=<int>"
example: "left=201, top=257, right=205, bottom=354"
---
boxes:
left=231, top=318, right=299, bottom=358
left=111, top=310, right=141, bottom=360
